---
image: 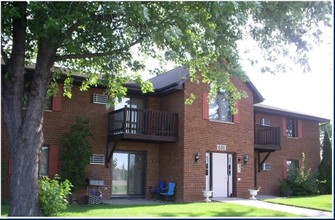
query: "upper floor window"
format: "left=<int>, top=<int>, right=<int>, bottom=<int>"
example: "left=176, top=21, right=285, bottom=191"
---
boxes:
left=286, top=118, right=298, bottom=137
left=39, top=145, right=49, bottom=177
left=209, top=92, right=232, bottom=122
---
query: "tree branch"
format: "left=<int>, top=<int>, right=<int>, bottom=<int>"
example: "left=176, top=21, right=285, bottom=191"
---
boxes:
left=56, top=52, right=112, bottom=60
left=59, top=13, right=121, bottom=48
left=65, top=21, right=82, bottom=37
left=55, top=37, right=144, bottom=61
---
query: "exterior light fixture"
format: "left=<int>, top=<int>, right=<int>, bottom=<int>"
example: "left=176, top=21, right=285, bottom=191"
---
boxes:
left=195, top=152, right=201, bottom=162
left=244, top=155, right=250, bottom=164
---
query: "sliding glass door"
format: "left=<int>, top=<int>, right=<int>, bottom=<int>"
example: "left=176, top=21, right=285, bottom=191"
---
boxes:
left=112, top=152, right=145, bottom=196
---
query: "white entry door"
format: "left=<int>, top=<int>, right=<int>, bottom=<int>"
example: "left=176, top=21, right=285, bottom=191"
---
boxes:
left=206, top=152, right=233, bottom=197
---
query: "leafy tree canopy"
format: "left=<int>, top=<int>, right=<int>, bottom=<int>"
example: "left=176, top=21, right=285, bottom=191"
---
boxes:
left=1, top=1, right=332, bottom=216
left=2, top=1, right=332, bottom=106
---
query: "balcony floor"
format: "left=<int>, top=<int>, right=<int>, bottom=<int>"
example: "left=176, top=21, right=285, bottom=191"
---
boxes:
left=254, top=144, right=281, bottom=152
left=108, top=132, right=178, bottom=143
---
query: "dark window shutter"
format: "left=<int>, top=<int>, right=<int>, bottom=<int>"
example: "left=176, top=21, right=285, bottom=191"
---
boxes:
left=282, top=117, right=287, bottom=137
left=283, top=159, right=288, bottom=179
left=233, top=100, right=241, bottom=123
left=202, top=93, right=209, bottom=120
left=298, top=120, right=303, bottom=138
left=48, top=145, right=59, bottom=176
left=52, top=83, right=63, bottom=112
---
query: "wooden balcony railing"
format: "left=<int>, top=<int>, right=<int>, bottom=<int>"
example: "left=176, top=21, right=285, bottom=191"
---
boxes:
left=108, top=107, right=178, bottom=142
left=254, top=124, right=281, bottom=151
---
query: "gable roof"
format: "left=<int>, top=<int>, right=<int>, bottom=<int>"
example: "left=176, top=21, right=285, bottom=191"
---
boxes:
left=254, top=103, right=330, bottom=123
left=149, top=66, right=189, bottom=92
left=144, top=66, right=264, bottom=103
left=126, top=66, right=189, bottom=95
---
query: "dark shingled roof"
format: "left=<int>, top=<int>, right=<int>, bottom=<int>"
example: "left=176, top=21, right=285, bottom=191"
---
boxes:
left=146, top=66, right=265, bottom=103
left=254, top=103, right=330, bottom=123
left=125, top=66, right=189, bottom=95
left=149, top=66, right=189, bottom=91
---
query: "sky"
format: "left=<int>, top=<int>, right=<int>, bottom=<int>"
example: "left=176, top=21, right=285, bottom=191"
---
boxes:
left=139, top=24, right=333, bottom=122
left=241, top=27, right=333, bottom=121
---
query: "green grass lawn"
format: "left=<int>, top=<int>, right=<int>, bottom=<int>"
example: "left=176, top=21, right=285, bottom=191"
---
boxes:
left=2, top=202, right=300, bottom=217
left=265, top=195, right=333, bottom=212
left=5, top=195, right=331, bottom=217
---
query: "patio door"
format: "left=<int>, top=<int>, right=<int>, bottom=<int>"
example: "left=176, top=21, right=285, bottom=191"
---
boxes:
left=112, top=152, right=145, bottom=197
left=206, top=152, right=234, bottom=197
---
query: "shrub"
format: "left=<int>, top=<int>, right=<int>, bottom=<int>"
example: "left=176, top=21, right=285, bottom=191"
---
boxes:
left=60, top=117, right=93, bottom=192
left=287, top=167, right=320, bottom=196
left=279, top=179, right=292, bottom=197
left=39, top=175, right=73, bottom=216
left=279, top=152, right=320, bottom=196
left=318, top=130, right=332, bottom=194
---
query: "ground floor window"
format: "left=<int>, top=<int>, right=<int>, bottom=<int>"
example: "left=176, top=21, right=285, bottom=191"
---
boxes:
left=39, top=145, right=49, bottom=176
left=112, top=152, right=145, bottom=196
left=287, top=159, right=299, bottom=179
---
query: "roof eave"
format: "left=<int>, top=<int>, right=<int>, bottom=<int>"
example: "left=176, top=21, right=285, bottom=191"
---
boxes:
left=254, top=105, right=330, bottom=123
left=246, top=81, right=265, bottom=104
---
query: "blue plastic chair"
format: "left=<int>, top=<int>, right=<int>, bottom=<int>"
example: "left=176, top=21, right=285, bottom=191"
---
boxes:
left=160, top=181, right=176, bottom=202
left=150, top=180, right=165, bottom=200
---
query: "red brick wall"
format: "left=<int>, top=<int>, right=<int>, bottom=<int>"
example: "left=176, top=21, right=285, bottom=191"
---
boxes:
left=254, top=112, right=321, bottom=195
left=2, top=76, right=322, bottom=202
left=181, top=76, right=256, bottom=201
left=1, top=83, right=112, bottom=201
left=157, top=91, right=185, bottom=202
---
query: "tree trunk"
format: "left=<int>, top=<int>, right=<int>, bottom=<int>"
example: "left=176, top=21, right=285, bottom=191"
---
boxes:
left=2, top=3, right=58, bottom=215
left=5, top=42, right=57, bottom=216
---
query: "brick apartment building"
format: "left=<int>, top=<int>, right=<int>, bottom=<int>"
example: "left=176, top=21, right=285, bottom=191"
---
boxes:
left=1, top=66, right=329, bottom=202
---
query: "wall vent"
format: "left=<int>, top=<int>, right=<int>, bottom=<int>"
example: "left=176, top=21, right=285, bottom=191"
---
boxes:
left=262, top=163, right=271, bottom=171
left=90, top=154, right=105, bottom=165
left=93, top=94, right=108, bottom=105
left=260, top=118, right=271, bottom=126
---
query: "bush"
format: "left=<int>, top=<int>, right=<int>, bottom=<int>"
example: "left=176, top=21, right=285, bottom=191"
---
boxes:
left=39, top=175, right=73, bottom=216
left=279, top=179, right=292, bottom=197
left=287, top=168, right=320, bottom=196
left=60, top=117, right=93, bottom=192
left=279, top=153, right=320, bottom=196
left=318, top=130, right=332, bottom=194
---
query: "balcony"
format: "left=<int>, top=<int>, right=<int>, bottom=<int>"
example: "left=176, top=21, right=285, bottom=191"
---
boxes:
left=108, top=107, right=178, bottom=143
left=254, top=124, right=281, bottom=151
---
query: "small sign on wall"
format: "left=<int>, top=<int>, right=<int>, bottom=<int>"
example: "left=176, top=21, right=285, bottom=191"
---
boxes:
left=217, top=144, right=226, bottom=151
left=237, top=164, right=242, bottom=173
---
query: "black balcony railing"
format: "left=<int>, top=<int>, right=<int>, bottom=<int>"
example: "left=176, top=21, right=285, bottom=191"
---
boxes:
left=108, top=107, right=178, bottom=142
left=254, top=124, right=281, bottom=151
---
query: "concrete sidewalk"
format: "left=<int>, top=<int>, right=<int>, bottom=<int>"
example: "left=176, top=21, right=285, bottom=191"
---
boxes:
left=212, top=196, right=333, bottom=218
left=102, top=196, right=333, bottom=218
